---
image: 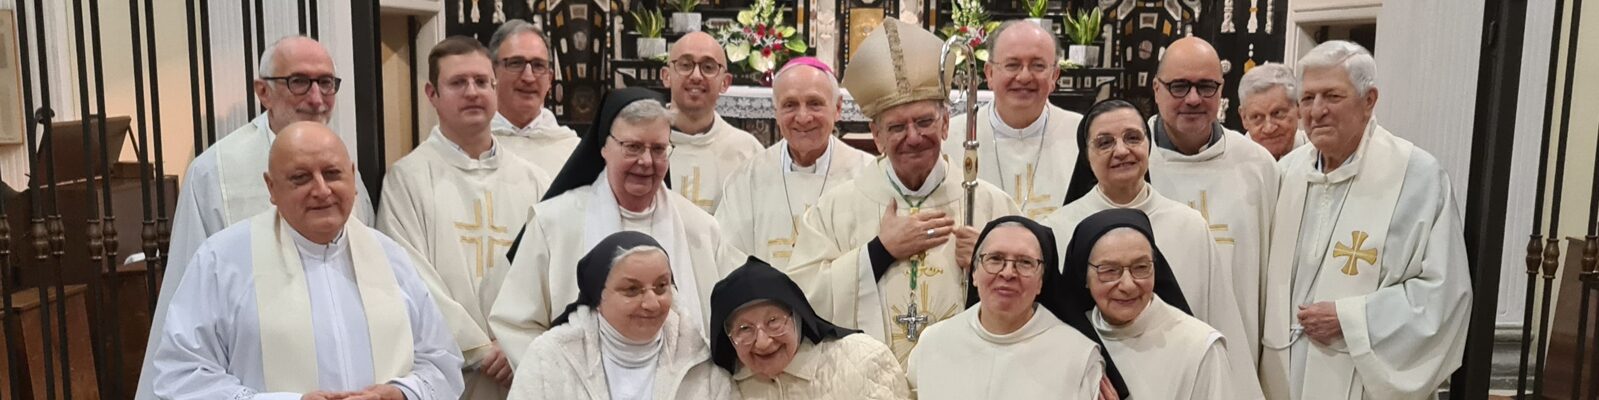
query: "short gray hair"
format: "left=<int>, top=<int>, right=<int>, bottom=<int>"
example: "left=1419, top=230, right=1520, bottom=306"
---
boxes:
left=772, top=64, right=841, bottom=102
left=1296, top=40, right=1377, bottom=97
left=258, top=35, right=321, bottom=78
left=610, top=244, right=669, bottom=268
left=987, top=20, right=1059, bottom=61
left=1237, top=63, right=1297, bottom=106
left=488, top=20, right=551, bottom=61
left=616, top=99, right=675, bottom=126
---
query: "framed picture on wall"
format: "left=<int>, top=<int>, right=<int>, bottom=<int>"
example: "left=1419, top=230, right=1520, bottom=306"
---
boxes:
left=0, top=10, right=24, bottom=145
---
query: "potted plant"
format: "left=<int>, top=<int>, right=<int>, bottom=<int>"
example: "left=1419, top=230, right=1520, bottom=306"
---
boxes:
left=1063, top=7, right=1103, bottom=68
left=938, top=0, right=999, bottom=67
left=716, top=0, right=808, bottom=85
left=668, top=0, right=703, bottom=33
left=1024, top=0, right=1051, bottom=34
left=633, top=8, right=668, bottom=59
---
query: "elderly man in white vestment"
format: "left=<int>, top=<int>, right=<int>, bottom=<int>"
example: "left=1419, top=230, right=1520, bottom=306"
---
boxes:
left=377, top=36, right=552, bottom=399
left=488, top=21, right=581, bottom=173
left=941, top=21, right=1083, bottom=220
left=490, top=88, right=746, bottom=366
left=716, top=57, right=872, bottom=269
left=662, top=32, right=765, bottom=213
left=1258, top=41, right=1473, bottom=400
left=137, top=35, right=378, bottom=400
left=1145, top=37, right=1279, bottom=367
left=785, top=19, right=1020, bottom=363
left=1238, top=63, right=1310, bottom=160
left=150, top=122, right=463, bottom=400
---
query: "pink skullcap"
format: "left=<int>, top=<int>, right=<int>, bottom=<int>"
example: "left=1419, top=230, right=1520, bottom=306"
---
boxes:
left=778, top=57, right=835, bottom=77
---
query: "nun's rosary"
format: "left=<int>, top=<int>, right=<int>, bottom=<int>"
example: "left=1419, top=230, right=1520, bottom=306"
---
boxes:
left=885, top=168, right=942, bottom=342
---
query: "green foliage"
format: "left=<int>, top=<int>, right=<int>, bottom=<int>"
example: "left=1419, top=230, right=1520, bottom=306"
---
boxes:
left=632, top=8, right=666, bottom=38
left=1063, top=7, right=1103, bottom=45
left=1025, top=0, right=1049, bottom=19
left=668, top=0, right=701, bottom=14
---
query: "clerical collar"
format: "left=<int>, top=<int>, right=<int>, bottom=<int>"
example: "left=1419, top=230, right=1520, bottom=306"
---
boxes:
left=988, top=104, right=1049, bottom=139
left=437, top=126, right=500, bottom=160
left=284, top=219, right=348, bottom=263
left=491, top=108, right=560, bottom=137
left=780, top=139, right=834, bottom=176
left=1150, top=116, right=1223, bottom=154
left=1312, top=121, right=1375, bottom=179
left=887, top=157, right=948, bottom=198
left=670, top=113, right=727, bottom=146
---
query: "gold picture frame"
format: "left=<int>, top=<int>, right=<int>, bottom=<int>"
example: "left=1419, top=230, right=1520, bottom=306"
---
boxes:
left=0, top=10, right=23, bottom=145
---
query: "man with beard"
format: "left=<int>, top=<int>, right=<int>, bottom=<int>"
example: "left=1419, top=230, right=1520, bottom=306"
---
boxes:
left=662, top=32, right=765, bottom=213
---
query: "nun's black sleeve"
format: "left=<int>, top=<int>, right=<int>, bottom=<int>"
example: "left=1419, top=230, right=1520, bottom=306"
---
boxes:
left=867, top=237, right=896, bottom=280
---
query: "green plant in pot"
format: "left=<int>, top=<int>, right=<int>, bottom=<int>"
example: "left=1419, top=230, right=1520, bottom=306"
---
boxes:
left=633, top=8, right=668, bottom=59
left=668, top=0, right=703, bottom=33
left=1023, top=0, right=1052, bottom=34
left=1063, top=7, right=1103, bottom=68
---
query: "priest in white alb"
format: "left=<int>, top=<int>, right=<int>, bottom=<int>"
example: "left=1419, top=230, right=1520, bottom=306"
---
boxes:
left=662, top=32, right=766, bottom=213
left=489, top=88, right=746, bottom=366
left=1259, top=41, right=1472, bottom=400
left=138, top=35, right=376, bottom=400
left=785, top=19, right=1019, bottom=363
left=488, top=21, right=580, bottom=173
left=1042, top=99, right=1262, bottom=397
left=1145, top=37, right=1279, bottom=366
left=942, top=21, right=1083, bottom=220
left=716, top=57, right=872, bottom=270
left=150, top=122, right=463, bottom=400
left=377, top=37, right=551, bottom=400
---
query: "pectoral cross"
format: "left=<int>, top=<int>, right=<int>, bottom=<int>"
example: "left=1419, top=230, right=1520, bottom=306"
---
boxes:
left=1012, top=164, right=1055, bottom=219
left=680, top=167, right=715, bottom=211
left=455, top=192, right=514, bottom=278
left=1188, top=191, right=1235, bottom=245
left=895, top=302, right=930, bottom=342
left=1333, top=231, right=1377, bottom=276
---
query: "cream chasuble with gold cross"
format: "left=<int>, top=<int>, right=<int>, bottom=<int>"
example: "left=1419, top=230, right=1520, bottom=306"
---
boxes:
left=1042, top=184, right=1265, bottom=398
left=1259, top=122, right=1472, bottom=400
left=943, top=104, right=1083, bottom=220
left=669, top=113, right=766, bottom=214
left=1149, top=128, right=1280, bottom=365
left=716, top=137, right=873, bottom=270
left=376, top=130, right=550, bottom=400
left=786, top=157, right=1018, bottom=363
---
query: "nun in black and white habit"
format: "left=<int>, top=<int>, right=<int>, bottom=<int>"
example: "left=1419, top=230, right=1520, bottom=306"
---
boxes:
left=489, top=87, right=746, bottom=367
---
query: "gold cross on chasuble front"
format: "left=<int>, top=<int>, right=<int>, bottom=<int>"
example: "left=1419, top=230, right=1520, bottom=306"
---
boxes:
left=766, top=215, right=805, bottom=260
left=680, top=167, right=715, bottom=210
left=1188, top=191, right=1235, bottom=245
left=1334, top=231, right=1378, bottom=276
left=1012, top=164, right=1056, bottom=219
left=455, top=191, right=514, bottom=278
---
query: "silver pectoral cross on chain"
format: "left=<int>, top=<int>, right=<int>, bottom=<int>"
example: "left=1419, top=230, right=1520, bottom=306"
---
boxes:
left=896, top=302, right=930, bottom=342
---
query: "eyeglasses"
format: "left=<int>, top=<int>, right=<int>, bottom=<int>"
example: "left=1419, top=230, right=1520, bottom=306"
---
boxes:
left=728, top=314, right=793, bottom=346
left=439, top=75, right=496, bottom=95
left=882, top=114, right=942, bottom=136
left=499, top=57, right=554, bottom=76
left=1089, top=132, right=1147, bottom=152
left=607, top=135, right=673, bottom=158
left=1157, top=78, right=1222, bottom=98
left=978, top=253, right=1044, bottom=277
left=1090, top=262, right=1155, bottom=283
left=261, top=75, right=342, bottom=96
left=670, top=59, right=725, bottom=77
left=998, top=61, right=1053, bottom=75
left=612, top=282, right=672, bottom=299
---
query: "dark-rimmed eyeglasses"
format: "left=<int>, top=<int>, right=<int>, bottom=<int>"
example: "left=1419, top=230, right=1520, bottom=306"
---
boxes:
left=498, top=57, right=554, bottom=76
left=1156, top=78, right=1222, bottom=98
left=670, top=59, right=725, bottom=77
left=1089, top=262, right=1155, bottom=283
left=978, top=253, right=1044, bottom=277
left=261, top=75, right=342, bottom=96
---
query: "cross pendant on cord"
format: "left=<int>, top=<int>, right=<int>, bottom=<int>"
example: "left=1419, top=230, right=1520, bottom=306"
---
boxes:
left=896, top=302, right=930, bottom=342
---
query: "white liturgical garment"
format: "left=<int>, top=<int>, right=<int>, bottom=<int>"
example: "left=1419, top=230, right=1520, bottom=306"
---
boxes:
left=1094, top=297, right=1235, bottom=399
left=944, top=104, right=1083, bottom=219
left=907, top=305, right=1104, bottom=399
left=491, top=109, right=581, bottom=175
left=716, top=136, right=872, bottom=269
left=668, top=113, right=765, bottom=213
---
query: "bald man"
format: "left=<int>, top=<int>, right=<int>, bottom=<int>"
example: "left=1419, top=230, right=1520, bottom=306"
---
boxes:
left=661, top=31, right=764, bottom=213
left=139, top=35, right=378, bottom=400
left=716, top=58, right=872, bottom=270
left=149, top=122, right=463, bottom=400
left=943, top=20, right=1084, bottom=219
left=1144, top=36, right=1274, bottom=397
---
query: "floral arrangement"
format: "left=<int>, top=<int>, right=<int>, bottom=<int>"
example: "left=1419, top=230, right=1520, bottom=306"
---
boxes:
left=718, top=0, right=808, bottom=76
left=937, top=0, right=1000, bottom=65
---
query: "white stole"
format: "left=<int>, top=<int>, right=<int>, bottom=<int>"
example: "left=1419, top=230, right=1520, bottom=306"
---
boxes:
left=219, top=117, right=274, bottom=223
left=249, top=210, right=413, bottom=391
left=1264, top=122, right=1411, bottom=398
left=584, top=170, right=704, bottom=325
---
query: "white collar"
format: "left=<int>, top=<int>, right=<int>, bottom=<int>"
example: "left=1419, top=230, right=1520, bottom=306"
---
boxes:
left=780, top=139, right=835, bottom=176
left=988, top=105, right=1049, bottom=139
left=283, top=218, right=348, bottom=264
left=437, top=126, right=500, bottom=160
left=491, top=108, right=559, bottom=136
left=887, top=157, right=948, bottom=198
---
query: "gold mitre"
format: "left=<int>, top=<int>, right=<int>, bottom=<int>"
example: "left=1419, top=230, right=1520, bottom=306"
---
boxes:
left=841, top=18, right=956, bottom=119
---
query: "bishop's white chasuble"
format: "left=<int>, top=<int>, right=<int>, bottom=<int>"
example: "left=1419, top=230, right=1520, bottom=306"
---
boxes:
left=716, top=137, right=873, bottom=270
left=1042, top=184, right=1264, bottom=398
left=491, top=110, right=581, bottom=175
left=377, top=130, right=551, bottom=400
left=1150, top=128, right=1281, bottom=364
left=944, top=104, right=1083, bottom=219
left=786, top=157, right=1019, bottom=362
left=668, top=114, right=766, bottom=214
left=1260, top=122, right=1472, bottom=400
